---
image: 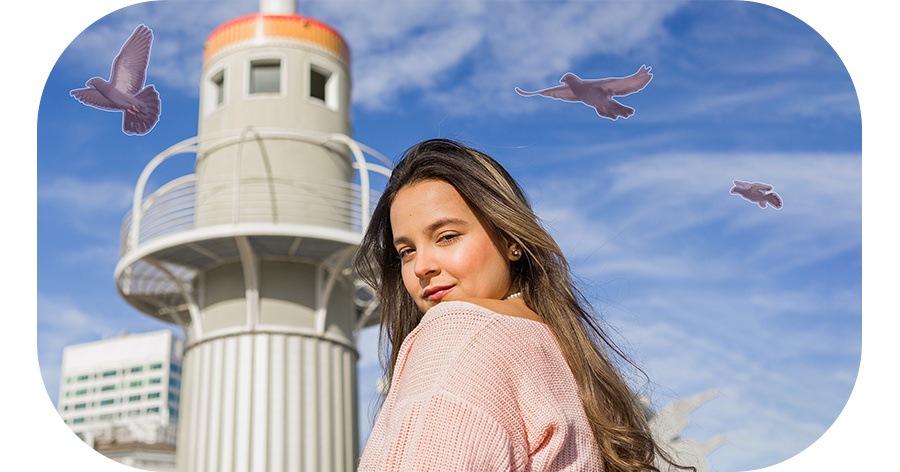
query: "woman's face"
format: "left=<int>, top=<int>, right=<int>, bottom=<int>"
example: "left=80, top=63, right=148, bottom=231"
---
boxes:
left=390, top=179, right=516, bottom=313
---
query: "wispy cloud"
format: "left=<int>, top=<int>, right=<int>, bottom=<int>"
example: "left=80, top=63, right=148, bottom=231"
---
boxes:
left=57, top=0, right=854, bottom=127
left=62, top=1, right=687, bottom=113
left=39, top=176, right=133, bottom=214
left=38, top=175, right=134, bottom=241
left=326, top=0, right=685, bottom=113
left=60, top=1, right=257, bottom=97
left=532, top=151, right=860, bottom=273
left=36, top=293, right=121, bottom=404
left=515, top=148, right=861, bottom=468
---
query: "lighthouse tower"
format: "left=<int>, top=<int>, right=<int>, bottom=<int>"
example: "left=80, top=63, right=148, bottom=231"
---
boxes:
left=114, top=1, right=387, bottom=471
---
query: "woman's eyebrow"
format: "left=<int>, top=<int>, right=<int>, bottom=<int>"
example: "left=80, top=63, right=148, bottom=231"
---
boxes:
left=392, top=217, right=467, bottom=247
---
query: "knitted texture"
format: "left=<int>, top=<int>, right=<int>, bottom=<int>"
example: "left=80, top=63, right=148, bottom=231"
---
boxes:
left=359, top=301, right=603, bottom=471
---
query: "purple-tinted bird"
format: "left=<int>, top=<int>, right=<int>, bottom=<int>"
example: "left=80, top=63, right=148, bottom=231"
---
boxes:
left=730, top=180, right=783, bottom=209
left=515, top=65, right=653, bottom=120
left=70, top=24, right=160, bottom=136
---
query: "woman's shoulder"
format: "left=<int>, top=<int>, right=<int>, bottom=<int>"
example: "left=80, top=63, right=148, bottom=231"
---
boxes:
left=424, top=299, right=544, bottom=326
left=418, top=302, right=574, bottom=399
left=417, top=300, right=552, bottom=353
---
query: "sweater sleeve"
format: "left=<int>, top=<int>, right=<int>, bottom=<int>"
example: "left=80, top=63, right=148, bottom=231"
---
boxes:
left=361, top=390, right=516, bottom=471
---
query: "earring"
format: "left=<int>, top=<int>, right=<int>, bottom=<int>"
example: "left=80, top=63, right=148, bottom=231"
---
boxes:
left=510, top=247, right=521, bottom=259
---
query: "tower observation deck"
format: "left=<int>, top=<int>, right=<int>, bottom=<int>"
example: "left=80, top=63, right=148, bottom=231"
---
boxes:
left=114, top=2, right=389, bottom=470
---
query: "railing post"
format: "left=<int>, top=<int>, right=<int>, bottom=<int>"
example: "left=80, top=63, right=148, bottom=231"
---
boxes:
left=128, top=137, right=201, bottom=253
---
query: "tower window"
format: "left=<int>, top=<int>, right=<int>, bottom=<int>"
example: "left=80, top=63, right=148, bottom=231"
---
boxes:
left=212, top=70, right=225, bottom=106
left=309, top=64, right=338, bottom=110
left=250, top=59, right=281, bottom=94
left=310, top=68, right=329, bottom=102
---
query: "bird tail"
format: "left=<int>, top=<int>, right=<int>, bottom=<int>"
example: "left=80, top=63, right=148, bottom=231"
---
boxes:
left=123, top=85, right=161, bottom=136
left=766, top=192, right=783, bottom=210
left=596, top=100, right=635, bottom=120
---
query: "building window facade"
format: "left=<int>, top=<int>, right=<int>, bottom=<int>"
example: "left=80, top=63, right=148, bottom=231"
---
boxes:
left=249, top=59, right=281, bottom=94
left=212, top=70, right=225, bottom=105
left=308, top=63, right=338, bottom=110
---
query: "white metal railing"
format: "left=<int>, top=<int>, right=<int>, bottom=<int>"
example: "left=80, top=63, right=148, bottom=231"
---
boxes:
left=120, top=128, right=392, bottom=257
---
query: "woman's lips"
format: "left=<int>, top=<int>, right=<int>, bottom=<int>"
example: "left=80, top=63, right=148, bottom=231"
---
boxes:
left=424, top=286, right=453, bottom=301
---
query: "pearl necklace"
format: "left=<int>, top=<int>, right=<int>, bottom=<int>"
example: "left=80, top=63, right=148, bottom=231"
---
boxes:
left=502, top=291, right=523, bottom=301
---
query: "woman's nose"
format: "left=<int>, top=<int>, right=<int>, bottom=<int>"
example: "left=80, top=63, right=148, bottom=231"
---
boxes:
left=413, top=248, right=439, bottom=279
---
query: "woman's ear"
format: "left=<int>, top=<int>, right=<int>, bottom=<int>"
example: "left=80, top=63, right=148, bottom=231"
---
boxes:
left=508, top=244, right=522, bottom=261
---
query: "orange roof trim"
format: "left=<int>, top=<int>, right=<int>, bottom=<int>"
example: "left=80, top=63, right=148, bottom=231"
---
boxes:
left=204, top=14, right=350, bottom=64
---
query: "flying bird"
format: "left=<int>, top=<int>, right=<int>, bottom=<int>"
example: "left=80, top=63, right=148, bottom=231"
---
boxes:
left=70, top=24, right=160, bottom=136
left=730, top=179, right=783, bottom=209
left=515, top=65, right=653, bottom=120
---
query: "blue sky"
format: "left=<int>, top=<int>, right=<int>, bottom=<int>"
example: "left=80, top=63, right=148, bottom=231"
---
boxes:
left=8, top=0, right=896, bottom=471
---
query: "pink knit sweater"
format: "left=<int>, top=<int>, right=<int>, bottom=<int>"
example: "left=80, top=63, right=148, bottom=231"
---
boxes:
left=358, top=301, right=603, bottom=471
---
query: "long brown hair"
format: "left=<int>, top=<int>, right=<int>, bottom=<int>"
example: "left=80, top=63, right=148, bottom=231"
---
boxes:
left=355, top=138, right=694, bottom=472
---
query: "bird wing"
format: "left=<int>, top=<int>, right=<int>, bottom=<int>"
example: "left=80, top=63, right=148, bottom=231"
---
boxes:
left=110, top=24, right=153, bottom=95
left=750, top=182, right=774, bottom=192
left=730, top=180, right=750, bottom=192
left=581, top=65, right=653, bottom=97
left=70, top=87, right=121, bottom=111
left=514, top=84, right=578, bottom=102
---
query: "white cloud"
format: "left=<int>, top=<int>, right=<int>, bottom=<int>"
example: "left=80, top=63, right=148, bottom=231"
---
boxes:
left=39, top=176, right=133, bottom=213
left=533, top=151, right=860, bottom=279
left=36, top=294, right=119, bottom=405
left=278, top=0, right=685, bottom=112
left=38, top=176, right=134, bottom=241
left=60, top=1, right=257, bottom=97
left=519, top=149, right=860, bottom=470
left=56, top=243, right=122, bottom=271
left=57, top=0, right=854, bottom=126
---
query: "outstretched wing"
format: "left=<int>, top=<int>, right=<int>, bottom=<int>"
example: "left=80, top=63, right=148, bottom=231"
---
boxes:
left=730, top=179, right=750, bottom=193
left=111, top=24, right=153, bottom=95
left=515, top=84, right=578, bottom=102
left=582, top=65, right=653, bottom=97
left=70, top=87, right=120, bottom=111
left=749, top=182, right=774, bottom=192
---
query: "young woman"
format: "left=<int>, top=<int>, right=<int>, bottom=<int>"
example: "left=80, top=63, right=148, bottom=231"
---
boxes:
left=355, top=138, right=693, bottom=471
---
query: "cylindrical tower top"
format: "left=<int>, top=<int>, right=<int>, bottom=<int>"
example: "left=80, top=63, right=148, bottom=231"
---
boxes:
left=260, top=0, right=296, bottom=15
left=203, top=13, right=350, bottom=65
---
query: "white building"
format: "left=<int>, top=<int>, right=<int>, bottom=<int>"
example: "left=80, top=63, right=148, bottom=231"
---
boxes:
left=57, top=329, right=183, bottom=470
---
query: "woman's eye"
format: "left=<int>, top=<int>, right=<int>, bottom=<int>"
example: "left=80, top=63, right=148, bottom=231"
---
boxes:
left=438, top=233, right=459, bottom=244
left=397, top=248, right=414, bottom=260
